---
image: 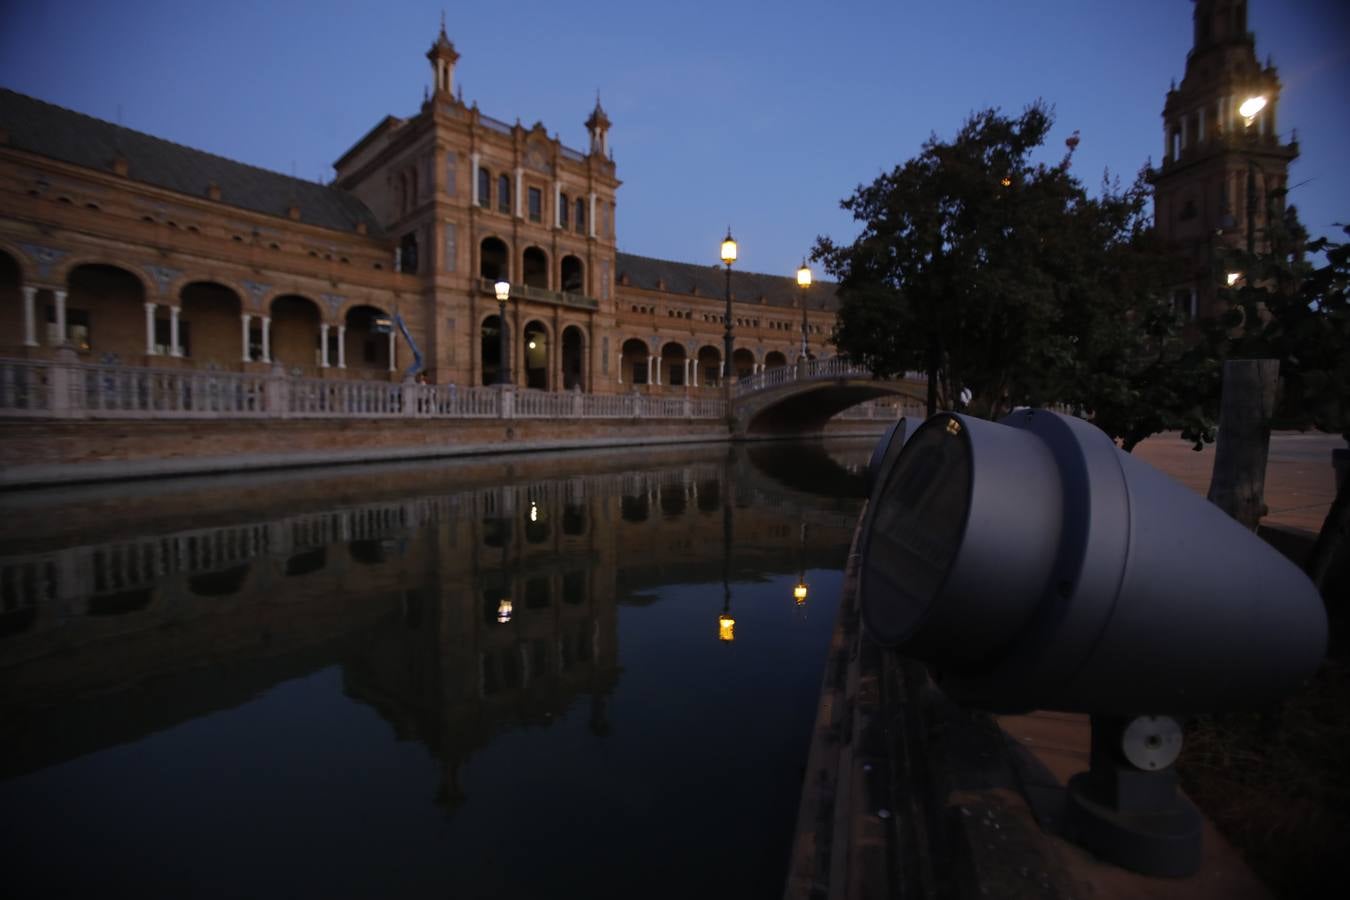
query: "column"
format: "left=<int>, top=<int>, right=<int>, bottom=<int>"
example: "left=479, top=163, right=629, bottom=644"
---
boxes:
left=646, top=356, right=654, bottom=385
left=337, top=325, right=346, bottom=368
left=471, top=152, right=480, bottom=205
left=21, top=286, right=38, bottom=346
left=261, top=316, right=272, bottom=363
left=1197, top=108, right=1205, bottom=144
left=1180, top=115, right=1188, bottom=151
left=514, top=167, right=523, bottom=218
left=553, top=181, right=562, bottom=228
left=388, top=330, right=396, bottom=372
left=691, top=358, right=698, bottom=388
left=240, top=313, right=252, bottom=362
left=319, top=323, right=330, bottom=368
left=53, top=290, right=67, bottom=346
left=169, top=306, right=182, bottom=357
left=588, top=192, right=597, bottom=238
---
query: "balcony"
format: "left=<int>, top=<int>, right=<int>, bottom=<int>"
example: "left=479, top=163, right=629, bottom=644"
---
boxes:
left=477, top=278, right=599, bottom=311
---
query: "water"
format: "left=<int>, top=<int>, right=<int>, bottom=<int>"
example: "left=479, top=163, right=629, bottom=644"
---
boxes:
left=0, top=439, right=873, bottom=899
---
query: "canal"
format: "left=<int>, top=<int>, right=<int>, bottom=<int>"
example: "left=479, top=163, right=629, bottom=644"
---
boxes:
left=0, top=438, right=874, bottom=898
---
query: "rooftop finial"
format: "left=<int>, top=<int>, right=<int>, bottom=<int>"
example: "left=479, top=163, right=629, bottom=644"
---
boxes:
left=440, top=10, right=446, bottom=36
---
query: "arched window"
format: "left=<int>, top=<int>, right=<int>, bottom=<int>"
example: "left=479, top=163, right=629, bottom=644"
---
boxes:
left=498, top=174, right=511, bottom=214
left=478, top=168, right=490, bottom=208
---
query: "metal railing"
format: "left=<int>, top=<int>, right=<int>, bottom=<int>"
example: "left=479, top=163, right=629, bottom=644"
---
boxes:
left=731, top=356, right=925, bottom=398
left=477, top=278, right=599, bottom=310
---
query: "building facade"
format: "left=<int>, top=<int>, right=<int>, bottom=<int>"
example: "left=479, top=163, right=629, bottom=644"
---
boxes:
left=1151, top=0, right=1298, bottom=321
left=0, top=26, right=836, bottom=391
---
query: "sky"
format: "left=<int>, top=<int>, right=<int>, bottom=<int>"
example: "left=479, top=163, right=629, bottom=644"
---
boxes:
left=1, top=0, right=1347, bottom=279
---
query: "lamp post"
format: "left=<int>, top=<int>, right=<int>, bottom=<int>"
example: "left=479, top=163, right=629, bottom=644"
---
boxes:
left=720, top=228, right=737, bottom=404
left=494, top=279, right=510, bottom=385
left=797, top=260, right=812, bottom=361
left=1239, top=95, right=1268, bottom=259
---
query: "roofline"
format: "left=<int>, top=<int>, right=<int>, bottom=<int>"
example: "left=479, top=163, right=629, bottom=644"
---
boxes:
left=333, top=114, right=405, bottom=169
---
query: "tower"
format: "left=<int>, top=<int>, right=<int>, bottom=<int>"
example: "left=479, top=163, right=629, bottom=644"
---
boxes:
left=585, top=96, right=611, bottom=158
left=1151, top=0, right=1297, bottom=319
left=427, top=18, right=460, bottom=98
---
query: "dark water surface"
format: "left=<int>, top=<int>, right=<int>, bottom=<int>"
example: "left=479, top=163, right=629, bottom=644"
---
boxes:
left=0, top=439, right=872, bottom=899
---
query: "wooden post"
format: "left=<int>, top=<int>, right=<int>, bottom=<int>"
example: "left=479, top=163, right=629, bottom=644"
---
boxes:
left=1207, top=359, right=1280, bottom=530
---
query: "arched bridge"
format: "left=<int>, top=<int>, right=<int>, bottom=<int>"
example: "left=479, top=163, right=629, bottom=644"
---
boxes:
left=730, top=357, right=927, bottom=436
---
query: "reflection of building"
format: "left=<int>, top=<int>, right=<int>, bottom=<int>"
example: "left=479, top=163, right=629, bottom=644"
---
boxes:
left=1151, top=0, right=1298, bottom=321
left=0, top=26, right=837, bottom=391
left=0, top=448, right=858, bottom=786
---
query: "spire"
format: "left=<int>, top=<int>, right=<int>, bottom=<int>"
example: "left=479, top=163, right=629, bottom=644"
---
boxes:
left=585, top=92, right=612, bottom=157
left=427, top=17, right=460, bottom=98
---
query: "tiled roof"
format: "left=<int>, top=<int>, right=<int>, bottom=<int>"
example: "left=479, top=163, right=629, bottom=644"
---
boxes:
left=615, top=251, right=839, bottom=311
left=0, top=88, right=383, bottom=236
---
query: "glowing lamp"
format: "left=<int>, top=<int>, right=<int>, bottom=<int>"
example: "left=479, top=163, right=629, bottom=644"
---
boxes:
left=720, top=229, right=737, bottom=265
left=1227, top=272, right=1242, bottom=286
left=718, top=613, right=736, bottom=642
left=494, top=280, right=511, bottom=302
left=796, top=263, right=812, bottom=288
left=794, top=582, right=809, bottom=604
left=1238, top=95, right=1267, bottom=124
left=496, top=598, right=513, bottom=624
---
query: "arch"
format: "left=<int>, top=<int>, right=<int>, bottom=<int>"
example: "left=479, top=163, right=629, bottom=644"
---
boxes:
left=523, top=319, right=549, bottom=390
left=50, top=255, right=151, bottom=298
left=269, top=294, right=322, bottom=370
left=732, top=347, right=756, bottom=381
left=697, top=345, right=722, bottom=388
left=480, top=236, right=509, bottom=281
left=561, top=325, right=586, bottom=391
left=179, top=281, right=243, bottom=365
left=480, top=313, right=509, bottom=385
left=344, top=304, right=393, bottom=373
left=0, top=248, right=25, bottom=355
left=62, top=263, right=149, bottom=358
left=560, top=255, right=585, bottom=294
left=764, top=350, right=789, bottom=370
left=621, top=337, right=650, bottom=385
left=660, top=340, right=687, bottom=387
left=523, top=246, right=548, bottom=289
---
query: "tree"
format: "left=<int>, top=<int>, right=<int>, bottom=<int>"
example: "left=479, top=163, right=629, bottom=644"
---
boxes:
left=814, top=103, right=1218, bottom=446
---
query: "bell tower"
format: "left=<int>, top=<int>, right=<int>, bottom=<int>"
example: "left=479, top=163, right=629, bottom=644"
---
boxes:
left=427, top=17, right=460, bottom=99
left=585, top=95, right=611, bottom=158
left=1151, top=0, right=1298, bottom=319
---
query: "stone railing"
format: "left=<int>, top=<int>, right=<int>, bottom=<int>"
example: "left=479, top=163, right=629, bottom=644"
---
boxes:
left=477, top=278, right=599, bottom=311
left=732, top=356, right=924, bottom=398
left=0, top=356, right=725, bottom=422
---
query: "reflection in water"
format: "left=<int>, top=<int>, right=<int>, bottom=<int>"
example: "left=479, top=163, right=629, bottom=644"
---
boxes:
left=0, top=439, right=874, bottom=898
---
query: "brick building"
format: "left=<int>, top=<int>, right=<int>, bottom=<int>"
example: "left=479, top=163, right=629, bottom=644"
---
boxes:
left=0, top=25, right=836, bottom=391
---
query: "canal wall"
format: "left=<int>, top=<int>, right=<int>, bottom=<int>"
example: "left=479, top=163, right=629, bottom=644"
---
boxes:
left=0, top=417, right=890, bottom=487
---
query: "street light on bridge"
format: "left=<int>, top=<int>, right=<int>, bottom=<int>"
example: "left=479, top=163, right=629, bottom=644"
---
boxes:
left=494, top=279, right=511, bottom=385
left=720, top=228, right=737, bottom=408
left=797, top=260, right=812, bottom=361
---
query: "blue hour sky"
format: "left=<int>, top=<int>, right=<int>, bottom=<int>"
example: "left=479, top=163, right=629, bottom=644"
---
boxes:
left=2, top=0, right=1347, bottom=279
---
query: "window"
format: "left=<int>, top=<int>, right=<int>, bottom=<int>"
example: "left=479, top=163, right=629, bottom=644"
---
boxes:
left=400, top=232, right=419, bottom=274
left=154, top=317, right=191, bottom=356
left=560, top=193, right=569, bottom=228
left=478, top=168, right=490, bottom=208
left=528, top=187, right=542, bottom=223
left=444, top=223, right=457, bottom=273
left=46, top=306, right=91, bottom=351
left=575, top=198, right=586, bottom=234
left=445, top=151, right=457, bottom=197
left=498, top=174, right=511, bottom=214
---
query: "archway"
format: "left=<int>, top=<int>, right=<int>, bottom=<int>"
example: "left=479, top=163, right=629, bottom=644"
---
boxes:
left=344, top=305, right=393, bottom=375
left=733, top=348, right=756, bottom=381
left=621, top=338, right=649, bottom=386
left=66, top=264, right=148, bottom=359
left=480, top=237, right=509, bottom=282
left=523, top=247, right=548, bottom=290
left=561, top=255, right=585, bottom=294
left=180, top=281, right=242, bottom=366
left=697, top=346, right=721, bottom=388
left=561, top=325, right=585, bottom=390
left=480, top=314, right=509, bottom=385
left=270, top=295, right=322, bottom=371
left=764, top=350, right=788, bottom=370
left=660, top=341, right=687, bottom=387
left=523, top=320, right=549, bottom=390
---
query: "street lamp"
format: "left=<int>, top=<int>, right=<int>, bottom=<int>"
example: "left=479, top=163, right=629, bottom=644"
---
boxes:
left=1238, top=94, right=1267, bottom=125
left=797, top=260, right=812, bottom=361
left=494, top=279, right=510, bottom=385
left=1240, top=94, right=1267, bottom=258
left=1226, top=272, right=1243, bottom=287
left=720, top=228, right=737, bottom=399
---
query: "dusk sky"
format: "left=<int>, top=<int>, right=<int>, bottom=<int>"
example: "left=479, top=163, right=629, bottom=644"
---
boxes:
left=2, top=0, right=1346, bottom=279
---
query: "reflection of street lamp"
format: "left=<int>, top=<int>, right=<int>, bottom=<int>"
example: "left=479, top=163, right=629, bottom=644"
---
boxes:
left=793, top=521, right=809, bottom=605
left=797, top=260, right=812, bottom=361
left=494, top=279, right=511, bottom=385
left=720, top=228, right=737, bottom=401
left=793, top=581, right=808, bottom=604
left=719, top=453, right=736, bottom=642
left=1240, top=95, right=1267, bottom=258
left=497, top=598, right=513, bottom=624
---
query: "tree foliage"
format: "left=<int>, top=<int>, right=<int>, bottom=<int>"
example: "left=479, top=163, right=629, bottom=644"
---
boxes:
left=814, top=103, right=1218, bottom=448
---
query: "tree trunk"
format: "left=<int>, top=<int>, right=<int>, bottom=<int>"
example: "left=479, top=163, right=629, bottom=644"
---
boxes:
left=1306, top=449, right=1349, bottom=594
left=1206, top=359, right=1280, bottom=530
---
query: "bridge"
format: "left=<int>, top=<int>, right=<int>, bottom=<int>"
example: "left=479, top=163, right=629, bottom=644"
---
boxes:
left=730, top=356, right=928, bottom=436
